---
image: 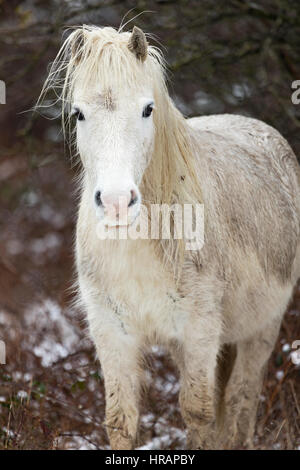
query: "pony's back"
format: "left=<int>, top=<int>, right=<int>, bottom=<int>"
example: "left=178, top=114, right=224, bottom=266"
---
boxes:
left=188, top=113, right=300, bottom=285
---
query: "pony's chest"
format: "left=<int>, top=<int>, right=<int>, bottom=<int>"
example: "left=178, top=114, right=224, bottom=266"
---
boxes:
left=98, top=241, right=188, bottom=341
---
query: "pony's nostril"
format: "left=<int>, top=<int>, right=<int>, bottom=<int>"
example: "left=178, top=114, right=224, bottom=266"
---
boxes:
left=95, top=190, right=102, bottom=207
left=128, top=190, right=138, bottom=207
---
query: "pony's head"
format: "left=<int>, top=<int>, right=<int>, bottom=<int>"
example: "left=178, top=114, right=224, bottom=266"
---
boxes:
left=39, top=24, right=202, bottom=237
left=40, top=25, right=169, bottom=227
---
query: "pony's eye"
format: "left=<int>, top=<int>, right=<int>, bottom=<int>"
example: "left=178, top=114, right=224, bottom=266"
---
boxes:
left=142, top=103, right=153, bottom=118
left=73, top=108, right=85, bottom=121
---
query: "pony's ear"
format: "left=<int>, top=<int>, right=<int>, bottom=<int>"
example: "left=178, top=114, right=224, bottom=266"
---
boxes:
left=128, top=26, right=147, bottom=62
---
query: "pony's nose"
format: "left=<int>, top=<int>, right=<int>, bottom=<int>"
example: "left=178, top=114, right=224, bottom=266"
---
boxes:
left=96, top=189, right=138, bottom=213
left=95, top=190, right=102, bottom=207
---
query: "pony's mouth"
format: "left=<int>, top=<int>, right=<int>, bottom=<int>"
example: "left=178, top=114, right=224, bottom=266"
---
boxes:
left=105, top=223, right=133, bottom=229
left=103, top=211, right=140, bottom=229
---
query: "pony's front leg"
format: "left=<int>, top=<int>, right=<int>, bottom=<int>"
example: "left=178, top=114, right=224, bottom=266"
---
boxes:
left=86, top=300, right=141, bottom=450
left=178, top=312, right=221, bottom=450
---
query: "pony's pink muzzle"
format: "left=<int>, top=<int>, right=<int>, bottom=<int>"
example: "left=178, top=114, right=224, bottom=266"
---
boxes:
left=98, top=190, right=139, bottom=226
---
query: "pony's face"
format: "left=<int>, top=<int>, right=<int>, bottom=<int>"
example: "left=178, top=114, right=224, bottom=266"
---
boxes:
left=69, top=26, right=159, bottom=228
left=73, top=84, right=155, bottom=227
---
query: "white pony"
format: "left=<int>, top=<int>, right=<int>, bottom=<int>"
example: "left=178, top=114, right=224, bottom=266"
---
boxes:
left=40, top=25, right=300, bottom=449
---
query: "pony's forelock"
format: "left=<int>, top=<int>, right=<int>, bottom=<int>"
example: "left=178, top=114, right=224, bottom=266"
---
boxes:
left=37, top=25, right=166, bottom=129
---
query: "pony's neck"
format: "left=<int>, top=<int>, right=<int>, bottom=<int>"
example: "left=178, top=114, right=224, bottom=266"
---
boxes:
left=141, top=93, right=202, bottom=207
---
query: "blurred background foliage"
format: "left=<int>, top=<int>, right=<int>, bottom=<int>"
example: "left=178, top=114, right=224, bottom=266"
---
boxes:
left=0, top=0, right=299, bottom=450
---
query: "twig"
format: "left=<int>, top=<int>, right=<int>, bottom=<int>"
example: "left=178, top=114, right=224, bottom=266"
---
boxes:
left=58, top=432, right=101, bottom=450
left=4, top=401, right=13, bottom=449
left=288, top=380, right=300, bottom=416
left=274, top=419, right=286, bottom=441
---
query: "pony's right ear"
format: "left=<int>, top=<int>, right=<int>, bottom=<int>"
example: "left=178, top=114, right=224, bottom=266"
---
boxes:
left=70, top=28, right=86, bottom=63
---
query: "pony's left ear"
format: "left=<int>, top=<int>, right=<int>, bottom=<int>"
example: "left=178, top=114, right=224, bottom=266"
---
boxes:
left=128, top=26, right=148, bottom=62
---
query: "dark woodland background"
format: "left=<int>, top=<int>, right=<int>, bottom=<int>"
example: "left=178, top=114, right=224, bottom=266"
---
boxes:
left=0, top=0, right=299, bottom=450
